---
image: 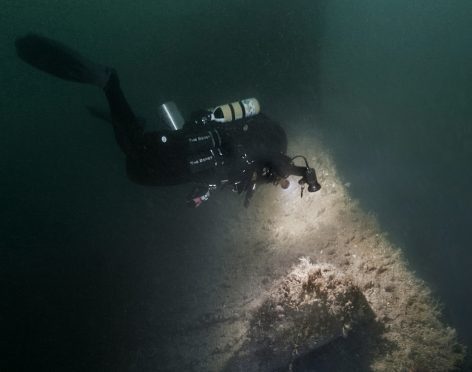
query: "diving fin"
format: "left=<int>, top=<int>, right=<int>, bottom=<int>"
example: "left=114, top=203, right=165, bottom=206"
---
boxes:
left=15, top=33, right=112, bottom=88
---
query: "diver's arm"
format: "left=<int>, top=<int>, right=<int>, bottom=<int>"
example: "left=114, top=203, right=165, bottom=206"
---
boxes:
left=283, top=163, right=306, bottom=177
left=271, top=153, right=304, bottom=177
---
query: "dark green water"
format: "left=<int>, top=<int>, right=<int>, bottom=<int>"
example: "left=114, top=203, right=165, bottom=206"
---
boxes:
left=1, top=1, right=471, bottom=370
left=319, top=0, right=472, bottom=357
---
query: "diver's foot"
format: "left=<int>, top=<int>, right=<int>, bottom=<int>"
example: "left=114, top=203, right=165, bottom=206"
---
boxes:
left=15, top=33, right=113, bottom=88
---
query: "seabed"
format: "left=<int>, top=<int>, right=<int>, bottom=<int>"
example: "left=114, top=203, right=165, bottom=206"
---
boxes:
left=133, top=134, right=465, bottom=371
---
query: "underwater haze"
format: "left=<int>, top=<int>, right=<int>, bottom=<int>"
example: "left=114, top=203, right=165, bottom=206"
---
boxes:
left=319, top=0, right=472, bottom=355
left=1, top=0, right=471, bottom=370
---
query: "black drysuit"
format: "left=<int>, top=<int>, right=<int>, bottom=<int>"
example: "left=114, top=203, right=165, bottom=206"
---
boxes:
left=104, top=71, right=294, bottom=192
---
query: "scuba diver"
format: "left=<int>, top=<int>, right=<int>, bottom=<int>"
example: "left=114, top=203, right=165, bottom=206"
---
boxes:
left=15, top=33, right=321, bottom=207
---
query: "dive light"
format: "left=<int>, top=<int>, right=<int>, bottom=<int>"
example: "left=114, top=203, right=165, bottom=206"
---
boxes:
left=291, top=155, right=321, bottom=196
left=305, top=167, right=321, bottom=192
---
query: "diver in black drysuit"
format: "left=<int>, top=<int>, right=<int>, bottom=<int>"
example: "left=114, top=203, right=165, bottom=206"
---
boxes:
left=15, top=33, right=320, bottom=207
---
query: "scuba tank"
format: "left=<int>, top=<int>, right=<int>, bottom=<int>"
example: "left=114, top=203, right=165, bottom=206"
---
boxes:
left=210, top=98, right=260, bottom=123
left=185, top=98, right=260, bottom=175
left=158, top=101, right=185, bottom=130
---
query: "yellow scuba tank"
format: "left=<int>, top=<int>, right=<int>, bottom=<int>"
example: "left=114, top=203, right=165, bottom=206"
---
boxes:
left=210, top=98, right=260, bottom=123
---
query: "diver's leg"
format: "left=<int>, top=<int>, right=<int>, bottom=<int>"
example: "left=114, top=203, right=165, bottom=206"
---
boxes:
left=16, top=33, right=144, bottom=158
left=103, top=71, right=144, bottom=159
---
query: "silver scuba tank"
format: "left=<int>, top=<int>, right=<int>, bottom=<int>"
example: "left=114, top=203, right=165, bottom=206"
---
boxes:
left=158, top=101, right=185, bottom=131
left=210, top=98, right=260, bottom=123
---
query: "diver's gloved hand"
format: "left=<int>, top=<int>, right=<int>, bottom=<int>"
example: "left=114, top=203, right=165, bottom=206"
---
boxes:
left=186, top=186, right=211, bottom=208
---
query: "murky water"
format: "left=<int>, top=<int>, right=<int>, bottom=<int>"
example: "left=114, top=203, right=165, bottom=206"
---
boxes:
left=1, top=1, right=471, bottom=370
